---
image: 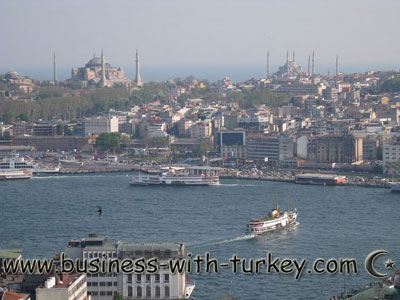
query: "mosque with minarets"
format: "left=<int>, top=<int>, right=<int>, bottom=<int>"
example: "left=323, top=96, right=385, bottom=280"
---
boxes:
left=67, top=50, right=143, bottom=88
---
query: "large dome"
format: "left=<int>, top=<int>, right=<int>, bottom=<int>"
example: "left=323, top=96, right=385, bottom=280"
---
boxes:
left=85, top=57, right=106, bottom=68
left=5, top=70, right=19, bottom=79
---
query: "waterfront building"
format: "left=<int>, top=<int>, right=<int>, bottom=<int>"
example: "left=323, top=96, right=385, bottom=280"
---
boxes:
left=316, top=134, right=363, bottom=164
left=84, top=117, right=119, bottom=135
left=246, top=134, right=294, bottom=163
left=35, top=274, right=87, bottom=300
left=64, top=234, right=194, bottom=300
left=383, top=140, right=400, bottom=175
left=216, top=129, right=246, bottom=160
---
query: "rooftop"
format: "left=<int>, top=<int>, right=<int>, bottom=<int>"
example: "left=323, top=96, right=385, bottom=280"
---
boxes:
left=0, top=249, right=23, bottom=259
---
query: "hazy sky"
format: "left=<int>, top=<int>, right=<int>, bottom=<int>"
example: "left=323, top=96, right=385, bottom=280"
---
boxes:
left=1, top=0, right=399, bottom=81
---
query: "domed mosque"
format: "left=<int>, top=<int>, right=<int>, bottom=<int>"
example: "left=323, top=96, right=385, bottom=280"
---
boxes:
left=69, top=51, right=133, bottom=88
left=274, top=50, right=307, bottom=79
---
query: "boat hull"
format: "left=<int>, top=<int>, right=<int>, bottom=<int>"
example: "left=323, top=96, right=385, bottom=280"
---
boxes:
left=0, top=171, right=33, bottom=180
left=129, top=175, right=220, bottom=186
left=246, top=212, right=298, bottom=235
left=389, top=182, right=400, bottom=193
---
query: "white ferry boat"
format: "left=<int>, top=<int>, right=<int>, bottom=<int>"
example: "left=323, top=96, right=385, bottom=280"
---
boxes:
left=129, top=166, right=222, bottom=186
left=389, top=182, right=400, bottom=193
left=0, top=155, right=60, bottom=174
left=0, top=170, right=33, bottom=180
left=246, top=200, right=298, bottom=235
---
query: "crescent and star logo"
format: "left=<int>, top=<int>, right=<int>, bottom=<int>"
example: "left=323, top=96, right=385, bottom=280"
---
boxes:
left=365, top=250, right=396, bottom=278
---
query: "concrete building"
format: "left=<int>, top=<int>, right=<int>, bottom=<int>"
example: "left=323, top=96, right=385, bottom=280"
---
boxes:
left=217, top=129, right=246, bottom=160
left=118, top=243, right=194, bottom=300
left=177, top=119, right=192, bottom=137
left=316, top=134, right=363, bottom=163
left=246, top=135, right=294, bottom=162
left=84, top=117, right=119, bottom=135
left=36, top=274, right=87, bottom=300
left=383, top=141, right=400, bottom=175
left=33, top=123, right=57, bottom=136
left=190, top=122, right=212, bottom=139
left=64, top=234, right=194, bottom=300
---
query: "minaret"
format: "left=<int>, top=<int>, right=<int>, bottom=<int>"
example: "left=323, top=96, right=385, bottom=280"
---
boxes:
left=308, top=55, right=311, bottom=76
left=312, top=51, right=315, bottom=76
left=292, top=50, right=295, bottom=63
left=286, top=50, right=290, bottom=78
left=53, top=51, right=57, bottom=83
left=336, top=54, right=339, bottom=77
left=267, top=51, right=270, bottom=78
left=135, top=49, right=143, bottom=87
left=100, top=50, right=106, bottom=87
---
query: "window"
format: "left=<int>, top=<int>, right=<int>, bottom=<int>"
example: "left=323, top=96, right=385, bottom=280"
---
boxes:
left=113, top=282, right=118, bottom=286
left=155, top=285, right=160, bottom=298
left=128, top=286, right=133, bottom=297
left=164, top=274, right=169, bottom=282
left=107, top=291, right=113, bottom=296
left=128, top=274, right=132, bottom=283
left=137, top=286, right=142, bottom=298
left=137, top=274, right=142, bottom=283
left=146, top=285, right=151, bottom=298
left=100, top=282, right=106, bottom=286
left=100, top=291, right=106, bottom=296
left=155, top=274, right=160, bottom=283
left=164, top=285, right=170, bottom=297
left=92, top=282, right=98, bottom=287
left=107, top=282, right=113, bottom=286
left=146, top=274, right=151, bottom=282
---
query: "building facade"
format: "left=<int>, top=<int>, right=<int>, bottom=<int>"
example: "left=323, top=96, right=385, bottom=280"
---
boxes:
left=84, top=117, right=119, bottom=135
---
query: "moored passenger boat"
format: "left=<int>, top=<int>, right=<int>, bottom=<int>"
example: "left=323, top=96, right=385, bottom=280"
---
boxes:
left=129, top=166, right=222, bottom=186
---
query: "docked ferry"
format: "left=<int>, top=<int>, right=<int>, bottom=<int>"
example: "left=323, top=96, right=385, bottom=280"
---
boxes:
left=129, top=166, right=222, bottom=186
left=0, top=155, right=60, bottom=174
left=246, top=201, right=298, bottom=235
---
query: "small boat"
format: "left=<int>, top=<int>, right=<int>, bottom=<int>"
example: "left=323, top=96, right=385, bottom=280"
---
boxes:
left=246, top=196, right=298, bottom=235
left=389, top=182, right=400, bottom=193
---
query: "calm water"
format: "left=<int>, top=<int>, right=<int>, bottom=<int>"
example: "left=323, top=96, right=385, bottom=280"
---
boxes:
left=1, top=173, right=399, bottom=299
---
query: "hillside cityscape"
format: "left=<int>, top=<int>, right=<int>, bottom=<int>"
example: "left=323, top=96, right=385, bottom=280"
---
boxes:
left=1, top=50, right=400, bottom=177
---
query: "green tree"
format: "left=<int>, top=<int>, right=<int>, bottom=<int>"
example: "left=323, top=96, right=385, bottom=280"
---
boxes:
left=113, top=292, right=123, bottom=300
left=193, top=143, right=209, bottom=157
left=95, top=132, right=123, bottom=153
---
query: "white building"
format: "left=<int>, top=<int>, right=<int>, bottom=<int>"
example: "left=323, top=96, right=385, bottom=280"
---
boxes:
left=118, top=243, right=194, bottom=300
left=36, top=274, right=88, bottom=300
left=64, top=234, right=194, bottom=300
left=383, top=141, right=400, bottom=175
left=84, top=117, right=119, bottom=135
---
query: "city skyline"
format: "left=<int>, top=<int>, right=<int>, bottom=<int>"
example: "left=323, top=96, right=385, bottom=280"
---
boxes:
left=1, top=0, right=400, bottom=82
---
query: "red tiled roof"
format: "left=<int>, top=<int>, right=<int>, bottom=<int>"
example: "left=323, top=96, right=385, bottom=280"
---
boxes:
left=3, top=291, right=26, bottom=300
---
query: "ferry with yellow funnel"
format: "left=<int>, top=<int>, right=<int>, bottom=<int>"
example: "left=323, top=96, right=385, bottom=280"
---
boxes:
left=246, top=197, right=298, bottom=235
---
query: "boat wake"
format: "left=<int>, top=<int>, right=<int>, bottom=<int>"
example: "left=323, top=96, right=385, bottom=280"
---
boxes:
left=219, top=183, right=257, bottom=187
left=189, top=234, right=256, bottom=247
left=34, top=174, right=124, bottom=180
